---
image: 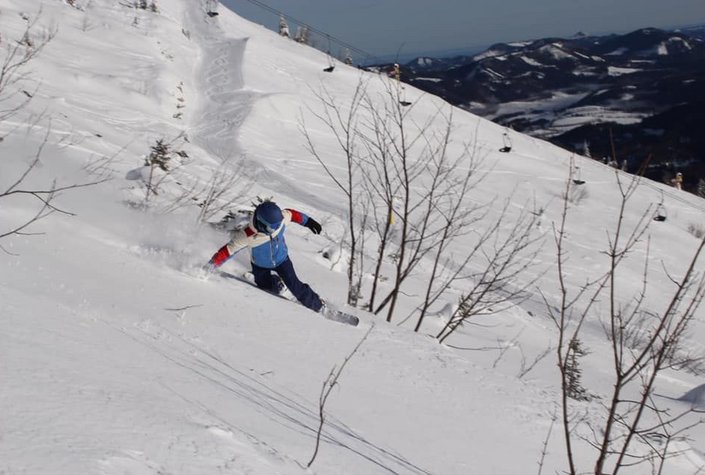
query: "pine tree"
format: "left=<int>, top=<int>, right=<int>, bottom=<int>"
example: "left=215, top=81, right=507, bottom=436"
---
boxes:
left=294, top=26, right=310, bottom=45
left=582, top=140, right=591, bottom=159
left=278, top=15, right=290, bottom=38
left=697, top=179, right=705, bottom=198
left=145, top=139, right=171, bottom=171
left=343, top=48, right=353, bottom=65
left=566, top=338, right=590, bottom=401
left=141, top=138, right=188, bottom=204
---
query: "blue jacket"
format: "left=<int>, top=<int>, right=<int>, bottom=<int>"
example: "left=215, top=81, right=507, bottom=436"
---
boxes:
left=209, top=208, right=310, bottom=269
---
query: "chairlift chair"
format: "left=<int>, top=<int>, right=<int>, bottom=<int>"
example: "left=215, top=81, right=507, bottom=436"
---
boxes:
left=653, top=203, right=667, bottom=222
left=205, top=0, right=218, bottom=16
left=499, top=132, right=512, bottom=153
left=322, top=36, right=335, bottom=72
left=572, top=166, right=585, bottom=185
left=390, top=63, right=412, bottom=106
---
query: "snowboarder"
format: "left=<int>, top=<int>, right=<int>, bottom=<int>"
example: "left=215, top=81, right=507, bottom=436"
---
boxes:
left=204, top=200, right=325, bottom=312
left=672, top=172, right=683, bottom=190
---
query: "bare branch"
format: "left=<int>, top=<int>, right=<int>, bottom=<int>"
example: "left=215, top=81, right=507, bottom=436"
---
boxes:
left=307, top=325, right=374, bottom=467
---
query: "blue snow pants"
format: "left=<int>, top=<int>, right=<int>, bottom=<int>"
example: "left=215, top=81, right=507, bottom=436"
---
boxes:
left=251, top=257, right=323, bottom=312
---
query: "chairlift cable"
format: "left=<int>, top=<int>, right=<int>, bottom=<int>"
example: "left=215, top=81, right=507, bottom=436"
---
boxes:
left=229, top=0, right=379, bottom=64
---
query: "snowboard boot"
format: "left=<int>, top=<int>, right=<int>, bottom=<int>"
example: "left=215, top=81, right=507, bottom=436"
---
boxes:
left=271, top=275, right=285, bottom=295
left=318, top=299, right=332, bottom=317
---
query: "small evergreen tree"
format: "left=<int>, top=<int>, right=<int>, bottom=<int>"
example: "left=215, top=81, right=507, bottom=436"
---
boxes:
left=294, top=26, right=310, bottom=45
left=278, top=15, right=290, bottom=38
left=133, top=0, right=157, bottom=11
left=566, top=338, right=590, bottom=401
left=697, top=178, right=705, bottom=198
left=582, top=140, right=591, bottom=159
left=145, top=139, right=171, bottom=171
left=142, top=138, right=187, bottom=203
left=343, top=48, right=353, bottom=65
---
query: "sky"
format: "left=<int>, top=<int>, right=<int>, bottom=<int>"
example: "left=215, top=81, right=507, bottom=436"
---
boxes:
left=220, top=0, right=705, bottom=61
left=3, top=0, right=705, bottom=473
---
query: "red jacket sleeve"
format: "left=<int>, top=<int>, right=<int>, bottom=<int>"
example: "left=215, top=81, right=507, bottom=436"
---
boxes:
left=285, top=208, right=308, bottom=225
left=209, top=245, right=231, bottom=267
left=209, top=227, right=256, bottom=267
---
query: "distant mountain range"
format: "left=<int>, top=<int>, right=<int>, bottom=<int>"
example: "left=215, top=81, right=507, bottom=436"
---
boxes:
left=378, top=27, right=705, bottom=192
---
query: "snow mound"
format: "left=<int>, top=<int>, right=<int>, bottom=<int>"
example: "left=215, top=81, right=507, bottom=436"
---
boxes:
left=678, top=383, right=705, bottom=408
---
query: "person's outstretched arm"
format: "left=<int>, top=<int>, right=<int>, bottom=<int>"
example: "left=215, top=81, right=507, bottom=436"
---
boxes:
left=285, top=208, right=322, bottom=234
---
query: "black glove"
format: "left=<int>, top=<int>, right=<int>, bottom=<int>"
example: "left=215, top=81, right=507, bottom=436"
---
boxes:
left=305, top=217, right=322, bottom=235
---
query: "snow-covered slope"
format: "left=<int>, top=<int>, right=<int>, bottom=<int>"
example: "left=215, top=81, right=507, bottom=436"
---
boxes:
left=2, top=1, right=705, bottom=474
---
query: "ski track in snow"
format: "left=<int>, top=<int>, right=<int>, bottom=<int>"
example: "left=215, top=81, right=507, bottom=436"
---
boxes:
left=112, top=321, right=433, bottom=475
left=185, top=8, right=254, bottom=162
left=182, top=5, right=327, bottom=207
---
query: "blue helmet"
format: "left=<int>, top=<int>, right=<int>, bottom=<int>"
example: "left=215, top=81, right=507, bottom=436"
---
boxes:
left=254, top=201, right=283, bottom=234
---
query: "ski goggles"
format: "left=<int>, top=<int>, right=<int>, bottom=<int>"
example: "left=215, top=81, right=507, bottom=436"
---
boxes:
left=256, top=215, right=282, bottom=235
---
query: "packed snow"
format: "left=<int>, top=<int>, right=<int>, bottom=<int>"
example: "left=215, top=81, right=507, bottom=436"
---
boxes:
left=608, top=65, right=642, bottom=76
left=520, top=56, right=545, bottom=67
left=606, top=47, right=630, bottom=56
left=2, top=1, right=705, bottom=474
left=413, top=77, right=443, bottom=83
left=472, top=47, right=508, bottom=61
left=537, top=44, right=576, bottom=61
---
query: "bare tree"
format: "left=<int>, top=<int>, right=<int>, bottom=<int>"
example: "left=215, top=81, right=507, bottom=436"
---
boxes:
left=156, top=159, right=251, bottom=223
left=193, top=162, right=251, bottom=223
left=412, top=124, right=486, bottom=331
left=360, top=81, right=482, bottom=323
left=435, top=202, right=542, bottom=343
left=356, top=85, right=402, bottom=313
left=305, top=74, right=540, bottom=330
left=548, top=165, right=705, bottom=474
left=82, top=143, right=130, bottom=181
left=364, top=79, right=429, bottom=322
left=518, top=344, right=552, bottom=380
left=301, top=78, right=368, bottom=306
left=537, top=410, right=557, bottom=475
left=1, top=129, right=107, bottom=243
left=0, top=11, right=105, bottom=248
left=0, top=9, right=56, bottom=124
left=307, top=325, right=373, bottom=468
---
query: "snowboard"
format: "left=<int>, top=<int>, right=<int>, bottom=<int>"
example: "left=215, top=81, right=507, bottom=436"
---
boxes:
left=218, top=271, right=359, bottom=327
